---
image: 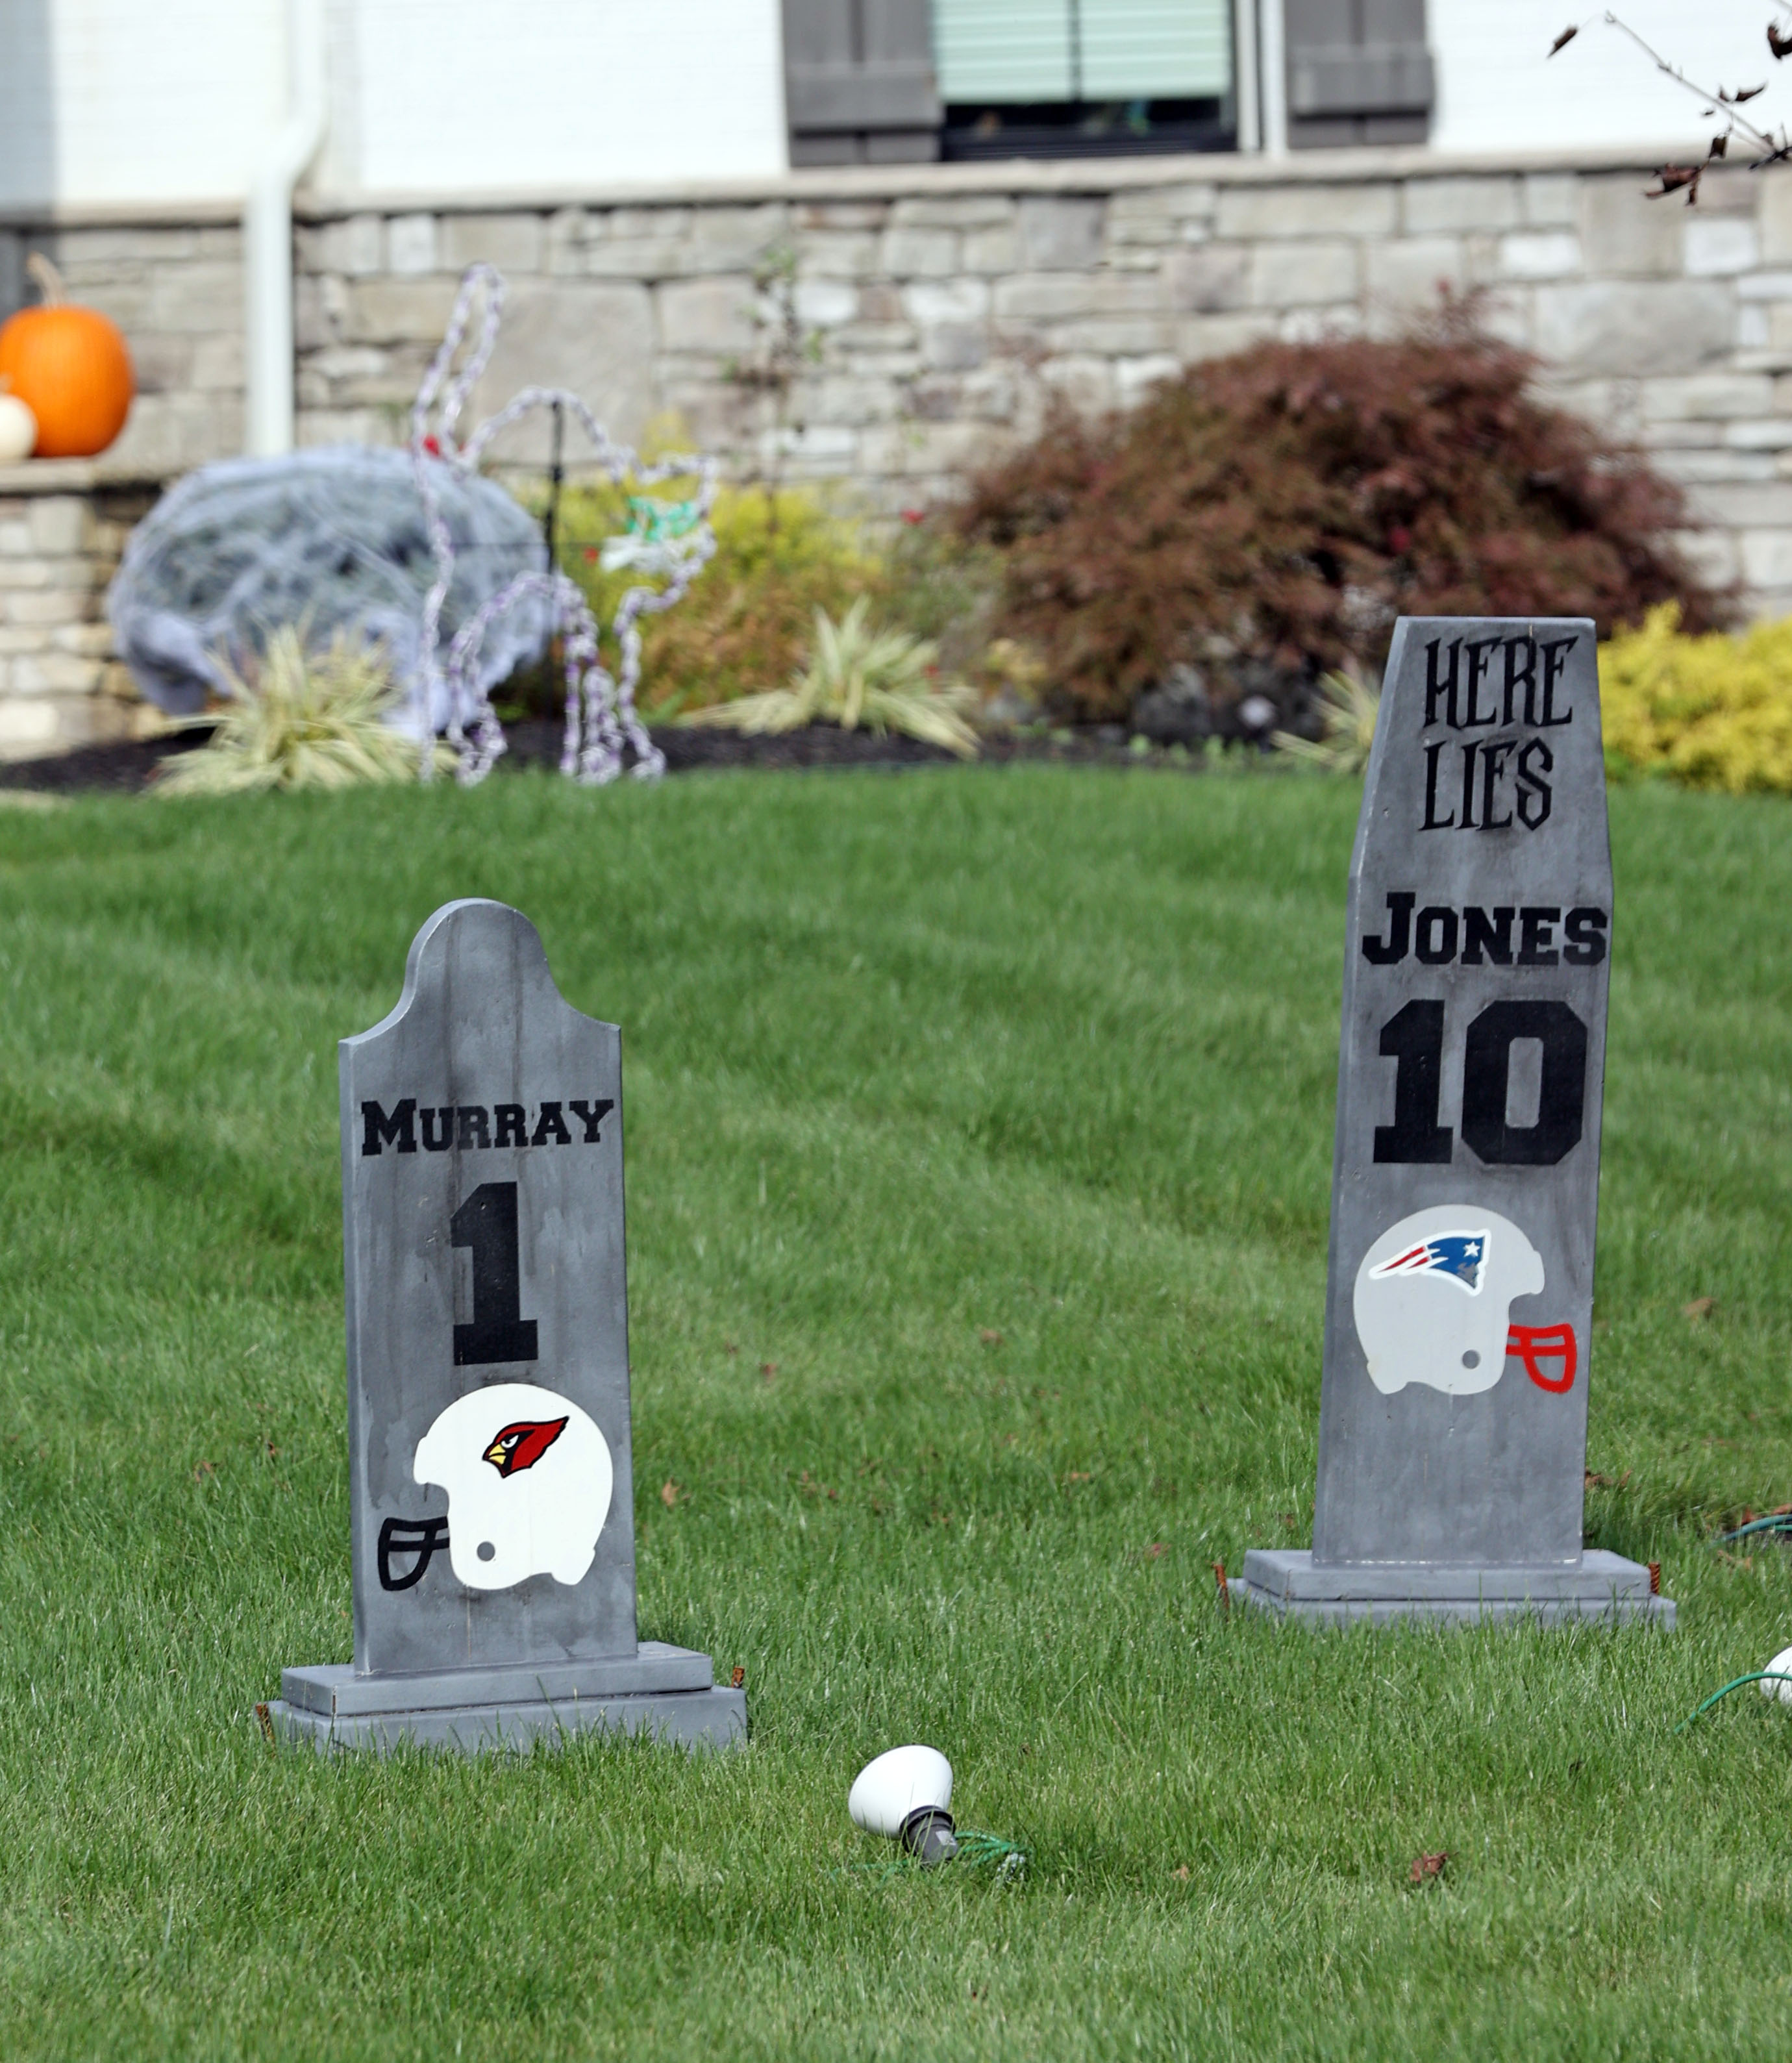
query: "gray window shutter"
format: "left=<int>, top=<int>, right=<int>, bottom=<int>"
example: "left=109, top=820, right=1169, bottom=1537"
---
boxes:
left=784, top=0, right=943, bottom=165
left=1284, top=0, right=1433, bottom=149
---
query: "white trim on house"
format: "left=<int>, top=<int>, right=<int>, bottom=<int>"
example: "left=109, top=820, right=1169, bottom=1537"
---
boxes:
left=0, top=138, right=1717, bottom=233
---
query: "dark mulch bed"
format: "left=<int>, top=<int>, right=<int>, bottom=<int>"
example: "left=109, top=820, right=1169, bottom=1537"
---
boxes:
left=1, top=719, right=1184, bottom=795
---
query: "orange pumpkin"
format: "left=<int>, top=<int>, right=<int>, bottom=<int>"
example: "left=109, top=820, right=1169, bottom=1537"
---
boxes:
left=0, top=253, right=134, bottom=459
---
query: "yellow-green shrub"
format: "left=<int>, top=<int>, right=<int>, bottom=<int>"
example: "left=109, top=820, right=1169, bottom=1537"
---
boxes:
left=1600, top=604, right=1792, bottom=795
left=551, top=481, right=885, bottom=718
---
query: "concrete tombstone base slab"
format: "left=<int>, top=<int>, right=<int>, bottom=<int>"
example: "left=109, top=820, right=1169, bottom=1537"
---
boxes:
left=267, top=1641, right=747, bottom=1754
left=1232, top=1548, right=1675, bottom=1628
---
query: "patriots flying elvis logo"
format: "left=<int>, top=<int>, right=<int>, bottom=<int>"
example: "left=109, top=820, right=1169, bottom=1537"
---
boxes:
left=1367, top=1230, right=1489, bottom=1295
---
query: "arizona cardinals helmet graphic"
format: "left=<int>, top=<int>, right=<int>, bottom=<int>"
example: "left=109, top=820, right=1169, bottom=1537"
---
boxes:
left=1353, top=1206, right=1571, bottom=1398
left=408, top=1381, right=613, bottom=1590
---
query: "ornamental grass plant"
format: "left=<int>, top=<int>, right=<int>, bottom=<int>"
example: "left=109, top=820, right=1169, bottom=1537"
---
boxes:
left=1272, top=665, right=1382, bottom=775
left=153, top=627, right=452, bottom=796
left=1600, top=603, right=1792, bottom=794
left=683, top=596, right=980, bottom=756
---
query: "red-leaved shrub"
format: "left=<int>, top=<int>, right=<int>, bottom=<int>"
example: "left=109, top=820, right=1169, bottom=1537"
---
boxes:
left=956, top=304, right=1730, bottom=722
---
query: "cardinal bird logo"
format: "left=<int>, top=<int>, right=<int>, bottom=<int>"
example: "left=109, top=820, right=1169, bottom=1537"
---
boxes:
left=484, top=1416, right=569, bottom=1478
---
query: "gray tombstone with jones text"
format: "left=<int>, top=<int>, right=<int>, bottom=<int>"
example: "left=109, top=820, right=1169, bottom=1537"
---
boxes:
left=1234, top=619, right=1673, bottom=1625
left=269, top=899, right=747, bottom=1748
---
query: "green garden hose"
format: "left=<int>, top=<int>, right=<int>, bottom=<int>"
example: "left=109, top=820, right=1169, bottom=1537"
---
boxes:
left=1675, top=1671, right=1792, bottom=1732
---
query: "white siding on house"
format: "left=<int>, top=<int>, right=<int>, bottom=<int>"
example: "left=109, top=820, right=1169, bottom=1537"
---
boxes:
left=331, top=0, right=786, bottom=195
left=0, top=0, right=786, bottom=212
left=1430, top=0, right=1780, bottom=155
left=0, top=0, right=282, bottom=208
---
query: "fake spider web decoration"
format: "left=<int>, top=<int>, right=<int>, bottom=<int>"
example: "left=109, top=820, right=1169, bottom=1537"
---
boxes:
left=411, top=262, right=718, bottom=784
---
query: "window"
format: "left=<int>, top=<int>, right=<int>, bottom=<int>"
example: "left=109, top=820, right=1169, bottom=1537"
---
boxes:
left=931, top=0, right=1235, bottom=156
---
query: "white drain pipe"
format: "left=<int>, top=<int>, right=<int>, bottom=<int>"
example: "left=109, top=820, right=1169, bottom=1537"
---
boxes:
left=1231, top=0, right=1261, bottom=152
left=245, top=0, right=327, bottom=456
left=1258, top=0, right=1288, bottom=158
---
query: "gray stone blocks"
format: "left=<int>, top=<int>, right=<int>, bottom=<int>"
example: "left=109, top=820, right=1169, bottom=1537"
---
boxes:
left=1251, top=240, right=1359, bottom=308
left=8, top=149, right=1792, bottom=757
left=1534, top=280, right=1732, bottom=377
left=265, top=163, right=1792, bottom=636
left=0, top=474, right=164, bottom=760
left=1235, top=1550, right=1674, bottom=1627
left=1404, top=175, right=1521, bottom=234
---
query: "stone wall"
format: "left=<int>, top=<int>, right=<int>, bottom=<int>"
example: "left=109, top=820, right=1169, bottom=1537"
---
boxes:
left=6, top=147, right=1792, bottom=760
left=0, top=211, right=245, bottom=477
left=0, top=462, right=165, bottom=758
left=288, top=150, right=1792, bottom=618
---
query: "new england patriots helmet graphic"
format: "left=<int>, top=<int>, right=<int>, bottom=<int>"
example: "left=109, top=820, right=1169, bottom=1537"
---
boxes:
left=1353, top=1206, right=1571, bottom=1398
left=402, top=1381, right=613, bottom=1592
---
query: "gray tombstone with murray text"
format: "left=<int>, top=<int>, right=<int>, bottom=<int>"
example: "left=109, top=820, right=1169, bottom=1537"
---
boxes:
left=269, top=899, right=748, bottom=1748
left=1236, top=619, right=1672, bottom=1625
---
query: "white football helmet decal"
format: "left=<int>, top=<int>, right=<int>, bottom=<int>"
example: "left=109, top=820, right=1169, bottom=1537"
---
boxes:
left=412, top=1381, right=612, bottom=1590
left=1353, top=1207, right=1545, bottom=1397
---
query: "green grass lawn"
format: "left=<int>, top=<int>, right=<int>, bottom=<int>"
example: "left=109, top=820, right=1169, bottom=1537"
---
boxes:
left=1, top=764, right=1790, bottom=2062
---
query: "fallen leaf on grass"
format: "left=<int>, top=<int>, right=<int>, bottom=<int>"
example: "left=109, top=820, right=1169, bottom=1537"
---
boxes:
left=1145, top=1542, right=1168, bottom=1559
left=1065, top=1471, right=1091, bottom=1485
left=1717, top=1548, right=1756, bottom=1571
left=730, top=1665, right=745, bottom=1689
left=979, top=1329, right=1004, bottom=1345
left=1584, top=1469, right=1630, bottom=1490
left=660, top=1479, right=681, bottom=1508
left=760, top=1361, right=778, bottom=1381
left=724, top=1340, right=739, bottom=1357
left=192, top=1460, right=216, bottom=1481
left=1684, top=1297, right=1715, bottom=1321
left=1172, top=1864, right=1191, bottom=1881
left=1410, top=1851, right=1448, bottom=1884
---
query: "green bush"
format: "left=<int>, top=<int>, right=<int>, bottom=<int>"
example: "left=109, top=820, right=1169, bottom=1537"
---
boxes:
left=542, top=481, right=886, bottom=720
left=1600, top=604, right=1792, bottom=794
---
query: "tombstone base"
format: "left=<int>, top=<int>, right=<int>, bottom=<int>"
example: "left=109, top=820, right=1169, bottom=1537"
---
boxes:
left=266, top=1640, right=747, bottom=1754
left=1232, top=1549, right=1674, bottom=1627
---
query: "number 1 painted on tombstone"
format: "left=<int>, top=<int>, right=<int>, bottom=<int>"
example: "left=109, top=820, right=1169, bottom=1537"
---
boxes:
left=451, top=1181, right=539, bottom=1365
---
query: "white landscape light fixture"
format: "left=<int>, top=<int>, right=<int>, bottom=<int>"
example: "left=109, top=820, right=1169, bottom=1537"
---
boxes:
left=849, top=1745, right=958, bottom=1864
left=1761, top=1645, right=1792, bottom=1705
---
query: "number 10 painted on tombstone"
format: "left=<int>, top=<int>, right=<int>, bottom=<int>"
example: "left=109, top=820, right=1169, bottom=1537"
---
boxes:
left=1235, top=618, right=1673, bottom=1624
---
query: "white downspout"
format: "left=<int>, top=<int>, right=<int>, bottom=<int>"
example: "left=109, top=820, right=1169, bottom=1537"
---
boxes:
left=1232, top=0, right=1261, bottom=152
left=245, top=0, right=327, bottom=456
left=1258, top=0, right=1288, bottom=158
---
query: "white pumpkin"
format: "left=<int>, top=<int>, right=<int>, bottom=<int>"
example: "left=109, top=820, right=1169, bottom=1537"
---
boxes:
left=0, top=377, right=36, bottom=464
